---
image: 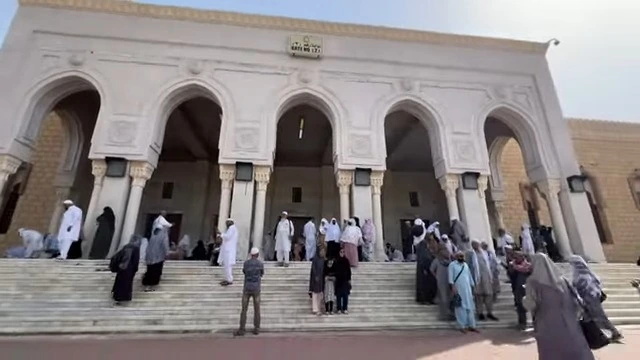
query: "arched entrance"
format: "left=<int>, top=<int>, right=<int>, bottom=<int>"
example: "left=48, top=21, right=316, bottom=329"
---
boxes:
left=264, top=102, right=336, bottom=260
left=137, top=90, right=223, bottom=248
left=0, top=77, right=101, bottom=256
left=382, top=106, right=448, bottom=256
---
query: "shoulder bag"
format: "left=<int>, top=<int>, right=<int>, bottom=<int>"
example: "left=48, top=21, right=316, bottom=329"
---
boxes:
left=449, top=264, right=466, bottom=310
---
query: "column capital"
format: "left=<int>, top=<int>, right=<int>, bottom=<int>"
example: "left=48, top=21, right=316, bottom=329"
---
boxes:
left=438, top=174, right=459, bottom=197
left=254, top=165, right=271, bottom=192
left=477, top=175, right=488, bottom=199
left=91, top=159, right=107, bottom=184
left=336, top=169, right=353, bottom=194
left=536, top=178, right=561, bottom=200
left=219, top=164, right=235, bottom=190
left=129, top=161, right=154, bottom=187
left=0, top=154, right=22, bottom=181
left=371, top=170, right=384, bottom=195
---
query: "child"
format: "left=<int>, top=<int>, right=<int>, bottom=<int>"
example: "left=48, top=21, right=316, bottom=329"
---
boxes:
left=324, top=258, right=336, bottom=315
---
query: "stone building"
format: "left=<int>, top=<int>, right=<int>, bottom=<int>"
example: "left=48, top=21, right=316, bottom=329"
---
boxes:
left=0, top=0, right=620, bottom=262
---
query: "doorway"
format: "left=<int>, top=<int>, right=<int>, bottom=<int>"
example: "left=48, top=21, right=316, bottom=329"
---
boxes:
left=144, top=213, right=183, bottom=245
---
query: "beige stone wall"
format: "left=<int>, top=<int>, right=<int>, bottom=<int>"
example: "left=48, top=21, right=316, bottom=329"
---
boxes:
left=498, top=139, right=551, bottom=238
left=0, top=113, right=64, bottom=254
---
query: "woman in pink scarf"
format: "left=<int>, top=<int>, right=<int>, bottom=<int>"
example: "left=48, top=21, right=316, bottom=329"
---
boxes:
left=361, top=219, right=375, bottom=262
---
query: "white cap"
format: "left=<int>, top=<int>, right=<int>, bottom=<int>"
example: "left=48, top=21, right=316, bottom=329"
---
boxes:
left=63, top=199, right=73, bottom=205
left=281, top=211, right=288, bottom=216
left=226, top=218, right=234, bottom=222
left=250, top=247, right=260, bottom=255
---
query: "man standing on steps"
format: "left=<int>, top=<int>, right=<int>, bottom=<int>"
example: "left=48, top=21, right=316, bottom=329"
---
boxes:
left=274, top=211, right=294, bottom=267
left=57, top=200, right=83, bottom=260
left=219, top=219, right=238, bottom=286
left=234, top=247, right=263, bottom=336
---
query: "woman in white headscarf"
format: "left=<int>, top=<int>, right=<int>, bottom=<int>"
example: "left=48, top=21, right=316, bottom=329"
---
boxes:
left=325, top=218, right=342, bottom=259
left=524, top=253, right=594, bottom=360
left=177, top=235, right=191, bottom=260
left=569, top=255, right=623, bottom=342
left=339, top=219, right=361, bottom=267
left=318, top=218, right=328, bottom=255
left=520, top=224, right=535, bottom=255
left=426, top=221, right=441, bottom=241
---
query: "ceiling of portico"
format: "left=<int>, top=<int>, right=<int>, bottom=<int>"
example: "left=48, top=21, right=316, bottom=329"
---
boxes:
left=384, top=111, right=434, bottom=172
left=275, top=104, right=333, bottom=167
left=160, top=97, right=222, bottom=162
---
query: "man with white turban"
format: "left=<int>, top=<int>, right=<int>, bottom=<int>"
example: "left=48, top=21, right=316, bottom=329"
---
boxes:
left=426, top=221, right=441, bottom=241
left=57, top=200, right=83, bottom=260
left=274, top=211, right=294, bottom=267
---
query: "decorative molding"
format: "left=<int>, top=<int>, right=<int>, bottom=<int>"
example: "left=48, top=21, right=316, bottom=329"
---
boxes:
left=129, top=161, right=154, bottom=187
left=371, top=170, right=384, bottom=195
left=349, top=134, right=372, bottom=157
left=219, top=164, right=235, bottom=190
left=234, top=127, right=260, bottom=151
left=254, top=166, right=271, bottom=192
left=453, top=140, right=477, bottom=163
left=296, top=69, right=315, bottom=85
left=438, top=174, right=459, bottom=198
left=107, top=121, right=137, bottom=145
left=68, top=52, right=85, bottom=67
left=91, top=159, right=107, bottom=185
left=477, top=175, right=488, bottom=199
left=399, top=78, right=416, bottom=92
left=536, top=178, right=561, bottom=201
left=19, top=0, right=548, bottom=54
left=0, top=155, right=22, bottom=181
left=185, top=59, right=205, bottom=76
left=335, top=169, right=353, bottom=189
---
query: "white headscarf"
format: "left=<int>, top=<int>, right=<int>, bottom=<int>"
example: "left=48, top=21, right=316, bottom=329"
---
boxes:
left=412, top=219, right=426, bottom=245
left=319, top=218, right=328, bottom=235
left=568, top=255, right=602, bottom=299
left=521, top=223, right=535, bottom=255
left=326, top=218, right=341, bottom=241
left=340, top=218, right=361, bottom=245
left=426, top=221, right=441, bottom=240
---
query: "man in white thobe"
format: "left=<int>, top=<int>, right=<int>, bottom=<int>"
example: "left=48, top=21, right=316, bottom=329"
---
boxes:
left=57, top=200, right=83, bottom=260
left=303, top=218, right=317, bottom=261
left=497, top=228, right=515, bottom=256
left=152, top=210, right=173, bottom=232
left=219, top=219, right=238, bottom=286
left=19, top=228, right=44, bottom=258
left=275, top=211, right=294, bottom=267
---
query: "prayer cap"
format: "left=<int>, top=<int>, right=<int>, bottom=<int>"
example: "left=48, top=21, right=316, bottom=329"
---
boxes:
left=250, top=247, right=260, bottom=255
left=63, top=199, right=73, bottom=205
left=226, top=218, right=234, bottom=222
left=282, top=211, right=288, bottom=215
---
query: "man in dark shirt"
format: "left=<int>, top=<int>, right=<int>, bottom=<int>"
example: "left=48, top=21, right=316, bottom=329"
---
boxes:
left=234, top=247, right=264, bottom=336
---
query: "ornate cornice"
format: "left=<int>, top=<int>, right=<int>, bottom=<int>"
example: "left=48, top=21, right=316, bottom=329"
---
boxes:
left=370, top=170, right=384, bottom=193
left=219, top=164, right=235, bottom=183
left=335, top=169, right=353, bottom=188
left=0, top=155, right=22, bottom=180
left=19, top=0, right=548, bottom=54
left=129, top=161, right=154, bottom=187
left=438, top=174, right=459, bottom=197
left=536, top=178, right=561, bottom=200
left=254, top=165, right=271, bottom=192
left=91, top=159, right=107, bottom=178
left=477, top=175, right=488, bottom=199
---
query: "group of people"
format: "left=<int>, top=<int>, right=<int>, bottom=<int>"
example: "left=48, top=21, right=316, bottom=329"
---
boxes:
left=266, top=211, right=377, bottom=267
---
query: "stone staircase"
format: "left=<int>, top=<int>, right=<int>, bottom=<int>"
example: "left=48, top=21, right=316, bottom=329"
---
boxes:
left=0, top=259, right=638, bottom=335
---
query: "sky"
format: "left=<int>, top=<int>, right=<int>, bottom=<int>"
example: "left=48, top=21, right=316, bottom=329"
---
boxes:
left=0, top=0, right=638, bottom=122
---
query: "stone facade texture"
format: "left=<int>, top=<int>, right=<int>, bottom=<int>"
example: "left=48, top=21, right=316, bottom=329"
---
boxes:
left=0, top=113, right=64, bottom=253
left=2, top=117, right=640, bottom=262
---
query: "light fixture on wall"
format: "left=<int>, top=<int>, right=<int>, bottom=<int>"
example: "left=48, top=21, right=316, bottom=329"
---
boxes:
left=298, top=116, right=305, bottom=139
left=461, top=172, right=480, bottom=190
left=235, top=162, right=254, bottom=182
left=567, top=175, right=587, bottom=193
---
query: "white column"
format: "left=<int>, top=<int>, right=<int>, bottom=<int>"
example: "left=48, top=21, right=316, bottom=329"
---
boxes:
left=537, top=178, right=573, bottom=260
left=438, top=174, right=460, bottom=220
left=217, top=164, right=235, bottom=232
left=477, top=175, right=495, bottom=250
left=336, top=169, right=353, bottom=223
left=0, top=155, right=21, bottom=205
left=493, top=200, right=506, bottom=231
left=82, top=160, right=107, bottom=245
left=370, top=170, right=386, bottom=261
left=120, top=161, right=154, bottom=249
left=251, top=166, right=271, bottom=258
left=48, top=186, right=71, bottom=234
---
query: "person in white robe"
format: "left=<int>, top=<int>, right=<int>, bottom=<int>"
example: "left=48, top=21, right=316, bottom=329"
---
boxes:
left=57, top=200, right=83, bottom=260
left=6, top=228, right=44, bottom=258
left=274, top=211, right=294, bottom=267
left=497, top=228, right=515, bottom=256
left=520, top=224, right=535, bottom=255
left=303, top=218, right=317, bottom=261
left=152, top=211, right=173, bottom=232
left=177, top=235, right=192, bottom=260
left=441, top=234, right=457, bottom=255
left=219, top=219, right=238, bottom=286
left=426, top=221, right=442, bottom=241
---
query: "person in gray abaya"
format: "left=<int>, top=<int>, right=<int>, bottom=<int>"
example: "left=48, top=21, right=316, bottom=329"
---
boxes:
left=430, top=244, right=453, bottom=320
left=524, top=253, right=594, bottom=360
left=89, top=207, right=115, bottom=259
left=449, top=218, right=470, bottom=252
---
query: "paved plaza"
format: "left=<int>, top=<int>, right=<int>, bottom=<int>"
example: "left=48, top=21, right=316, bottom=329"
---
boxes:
left=1, top=329, right=637, bottom=360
